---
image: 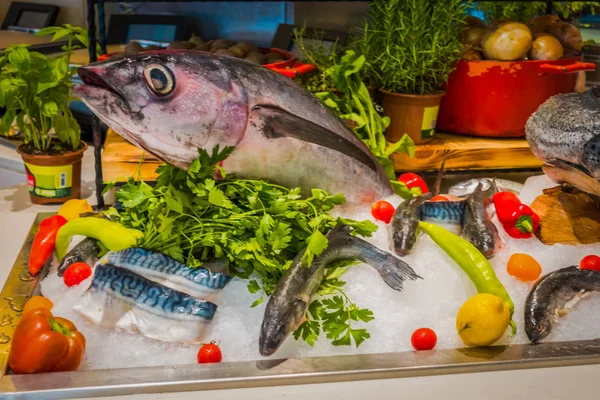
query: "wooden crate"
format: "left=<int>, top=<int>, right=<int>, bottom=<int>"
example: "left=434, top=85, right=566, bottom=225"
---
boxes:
left=101, top=129, right=543, bottom=182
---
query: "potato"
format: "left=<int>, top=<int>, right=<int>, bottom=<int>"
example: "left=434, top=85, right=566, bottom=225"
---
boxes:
left=528, top=15, right=560, bottom=35
left=245, top=51, right=266, bottom=65
left=215, top=49, right=236, bottom=57
left=206, top=40, right=215, bottom=47
left=194, top=43, right=210, bottom=52
left=265, top=52, right=283, bottom=61
left=145, top=45, right=162, bottom=51
left=488, top=20, right=511, bottom=30
left=464, top=15, right=486, bottom=29
left=167, top=41, right=195, bottom=50
left=237, top=41, right=258, bottom=53
left=189, top=35, right=205, bottom=46
left=460, top=27, right=488, bottom=47
left=546, top=21, right=583, bottom=51
left=124, top=41, right=144, bottom=55
left=228, top=45, right=246, bottom=58
left=528, top=35, right=564, bottom=60
left=462, top=47, right=483, bottom=60
left=211, top=39, right=235, bottom=51
left=482, top=22, right=532, bottom=61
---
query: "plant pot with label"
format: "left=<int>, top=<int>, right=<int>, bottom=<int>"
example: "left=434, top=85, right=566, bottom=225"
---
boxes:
left=381, top=91, right=445, bottom=145
left=0, top=25, right=94, bottom=205
left=17, top=141, right=87, bottom=204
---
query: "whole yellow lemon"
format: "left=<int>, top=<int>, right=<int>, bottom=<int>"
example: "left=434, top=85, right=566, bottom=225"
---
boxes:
left=456, top=293, right=510, bottom=347
left=58, top=199, right=93, bottom=221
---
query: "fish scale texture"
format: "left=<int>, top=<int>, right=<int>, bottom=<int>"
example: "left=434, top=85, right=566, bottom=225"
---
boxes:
left=40, top=175, right=600, bottom=369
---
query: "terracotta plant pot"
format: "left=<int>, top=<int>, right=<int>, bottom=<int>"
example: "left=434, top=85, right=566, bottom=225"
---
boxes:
left=17, top=142, right=87, bottom=205
left=381, top=90, right=446, bottom=145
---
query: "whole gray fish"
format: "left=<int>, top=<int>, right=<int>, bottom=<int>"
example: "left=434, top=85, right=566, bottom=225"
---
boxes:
left=73, top=50, right=393, bottom=206
left=105, top=248, right=231, bottom=301
left=74, top=263, right=217, bottom=342
left=259, top=225, right=421, bottom=356
left=57, top=238, right=101, bottom=277
left=390, top=193, right=433, bottom=256
left=526, top=88, right=600, bottom=197
left=462, top=183, right=500, bottom=259
left=525, top=266, right=600, bottom=344
left=449, top=178, right=523, bottom=197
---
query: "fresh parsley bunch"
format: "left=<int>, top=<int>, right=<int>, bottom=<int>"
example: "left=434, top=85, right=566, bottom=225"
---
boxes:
left=106, top=147, right=377, bottom=347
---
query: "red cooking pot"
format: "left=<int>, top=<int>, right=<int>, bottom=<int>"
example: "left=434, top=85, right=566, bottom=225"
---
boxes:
left=437, top=54, right=596, bottom=137
left=97, top=47, right=316, bottom=79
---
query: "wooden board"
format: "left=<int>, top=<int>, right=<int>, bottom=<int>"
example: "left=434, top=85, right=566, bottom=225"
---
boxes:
left=0, top=31, right=52, bottom=49
left=101, top=129, right=544, bottom=182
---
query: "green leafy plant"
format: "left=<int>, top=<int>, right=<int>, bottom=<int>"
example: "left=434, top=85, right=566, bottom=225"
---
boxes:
left=293, top=25, right=342, bottom=92
left=105, top=148, right=378, bottom=347
left=478, top=2, right=600, bottom=23
left=356, top=0, right=468, bottom=95
left=315, top=50, right=415, bottom=197
left=0, top=25, right=94, bottom=153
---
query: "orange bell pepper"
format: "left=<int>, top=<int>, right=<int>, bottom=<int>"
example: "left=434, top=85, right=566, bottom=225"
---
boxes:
left=8, top=308, right=85, bottom=374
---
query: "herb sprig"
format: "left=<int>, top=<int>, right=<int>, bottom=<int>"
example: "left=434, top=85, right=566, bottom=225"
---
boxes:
left=106, top=148, right=377, bottom=346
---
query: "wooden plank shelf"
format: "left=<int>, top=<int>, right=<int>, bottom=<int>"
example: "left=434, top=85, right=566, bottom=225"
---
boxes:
left=101, top=129, right=544, bottom=183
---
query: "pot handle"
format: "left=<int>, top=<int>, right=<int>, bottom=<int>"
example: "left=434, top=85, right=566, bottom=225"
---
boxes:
left=539, top=62, right=596, bottom=75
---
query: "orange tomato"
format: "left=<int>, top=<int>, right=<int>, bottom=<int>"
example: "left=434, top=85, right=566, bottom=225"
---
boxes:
left=23, top=296, right=54, bottom=316
left=507, top=253, right=542, bottom=281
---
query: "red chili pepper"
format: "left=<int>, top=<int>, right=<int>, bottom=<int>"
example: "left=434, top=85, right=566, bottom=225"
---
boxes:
left=29, top=215, right=68, bottom=276
left=398, top=173, right=429, bottom=196
left=492, top=192, right=539, bottom=239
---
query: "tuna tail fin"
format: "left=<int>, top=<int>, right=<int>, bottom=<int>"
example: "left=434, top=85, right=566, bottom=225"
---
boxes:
left=327, top=229, right=422, bottom=291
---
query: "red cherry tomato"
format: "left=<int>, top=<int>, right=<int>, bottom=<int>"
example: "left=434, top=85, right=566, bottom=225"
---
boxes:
left=430, top=195, right=449, bottom=202
left=63, top=262, right=92, bottom=287
left=580, top=255, right=600, bottom=272
left=197, top=342, right=222, bottom=364
left=411, top=328, right=437, bottom=351
left=371, top=200, right=395, bottom=224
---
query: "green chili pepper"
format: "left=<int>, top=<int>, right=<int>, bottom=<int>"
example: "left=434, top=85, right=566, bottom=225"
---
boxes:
left=418, top=221, right=516, bottom=335
left=55, top=217, right=143, bottom=261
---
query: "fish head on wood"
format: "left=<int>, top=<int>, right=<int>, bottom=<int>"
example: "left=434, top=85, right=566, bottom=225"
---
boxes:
left=75, top=50, right=249, bottom=169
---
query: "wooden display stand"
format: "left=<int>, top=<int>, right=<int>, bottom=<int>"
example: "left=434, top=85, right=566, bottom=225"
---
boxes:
left=102, top=129, right=543, bottom=183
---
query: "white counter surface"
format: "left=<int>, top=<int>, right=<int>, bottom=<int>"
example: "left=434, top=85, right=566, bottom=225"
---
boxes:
left=1, top=142, right=599, bottom=400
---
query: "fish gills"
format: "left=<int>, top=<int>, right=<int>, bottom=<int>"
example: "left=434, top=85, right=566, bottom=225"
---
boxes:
left=74, top=264, right=217, bottom=343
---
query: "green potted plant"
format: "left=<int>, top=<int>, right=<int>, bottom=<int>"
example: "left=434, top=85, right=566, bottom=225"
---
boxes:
left=357, top=0, right=467, bottom=145
left=478, top=2, right=600, bottom=24
left=0, top=25, right=92, bottom=204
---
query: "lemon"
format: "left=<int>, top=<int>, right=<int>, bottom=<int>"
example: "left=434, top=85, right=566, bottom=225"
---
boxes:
left=58, top=199, right=93, bottom=221
left=456, top=293, right=510, bottom=347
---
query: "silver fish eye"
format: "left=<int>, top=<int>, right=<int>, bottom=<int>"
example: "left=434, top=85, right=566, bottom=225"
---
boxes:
left=143, top=64, right=175, bottom=96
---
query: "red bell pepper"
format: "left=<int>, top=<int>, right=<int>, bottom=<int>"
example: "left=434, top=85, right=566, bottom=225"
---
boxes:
left=398, top=173, right=429, bottom=196
left=492, top=192, right=539, bottom=239
left=29, top=215, right=68, bottom=275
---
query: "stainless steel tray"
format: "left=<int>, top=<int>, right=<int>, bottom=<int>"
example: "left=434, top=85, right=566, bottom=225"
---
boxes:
left=2, top=213, right=600, bottom=400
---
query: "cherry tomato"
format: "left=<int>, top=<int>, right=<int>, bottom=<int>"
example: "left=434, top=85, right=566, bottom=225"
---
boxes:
left=430, top=195, right=449, bottom=202
left=23, top=296, right=54, bottom=315
left=580, top=255, right=600, bottom=272
left=371, top=200, right=395, bottom=224
left=411, top=328, right=437, bottom=351
left=507, top=253, right=542, bottom=282
left=63, top=262, right=92, bottom=287
left=197, top=342, right=222, bottom=364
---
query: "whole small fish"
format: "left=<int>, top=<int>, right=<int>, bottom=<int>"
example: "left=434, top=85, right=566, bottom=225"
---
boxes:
left=421, top=200, right=466, bottom=235
left=390, top=193, right=433, bottom=256
left=526, top=88, right=600, bottom=197
left=449, top=178, right=523, bottom=197
left=462, top=183, right=500, bottom=259
left=74, top=264, right=217, bottom=343
left=73, top=50, right=394, bottom=206
left=105, top=248, right=231, bottom=301
left=57, top=238, right=101, bottom=277
left=259, top=225, right=421, bottom=356
left=525, top=266, right=600, bottom=344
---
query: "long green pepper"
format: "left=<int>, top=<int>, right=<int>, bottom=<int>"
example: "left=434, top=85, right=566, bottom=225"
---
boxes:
left=55, top=217, right=143, bottom=260
left=418, top=221, right=516, bottom=334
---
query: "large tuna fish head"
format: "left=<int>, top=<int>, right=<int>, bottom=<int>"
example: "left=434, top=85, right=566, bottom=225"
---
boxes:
left=74, top=51, right=248, bottom=169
